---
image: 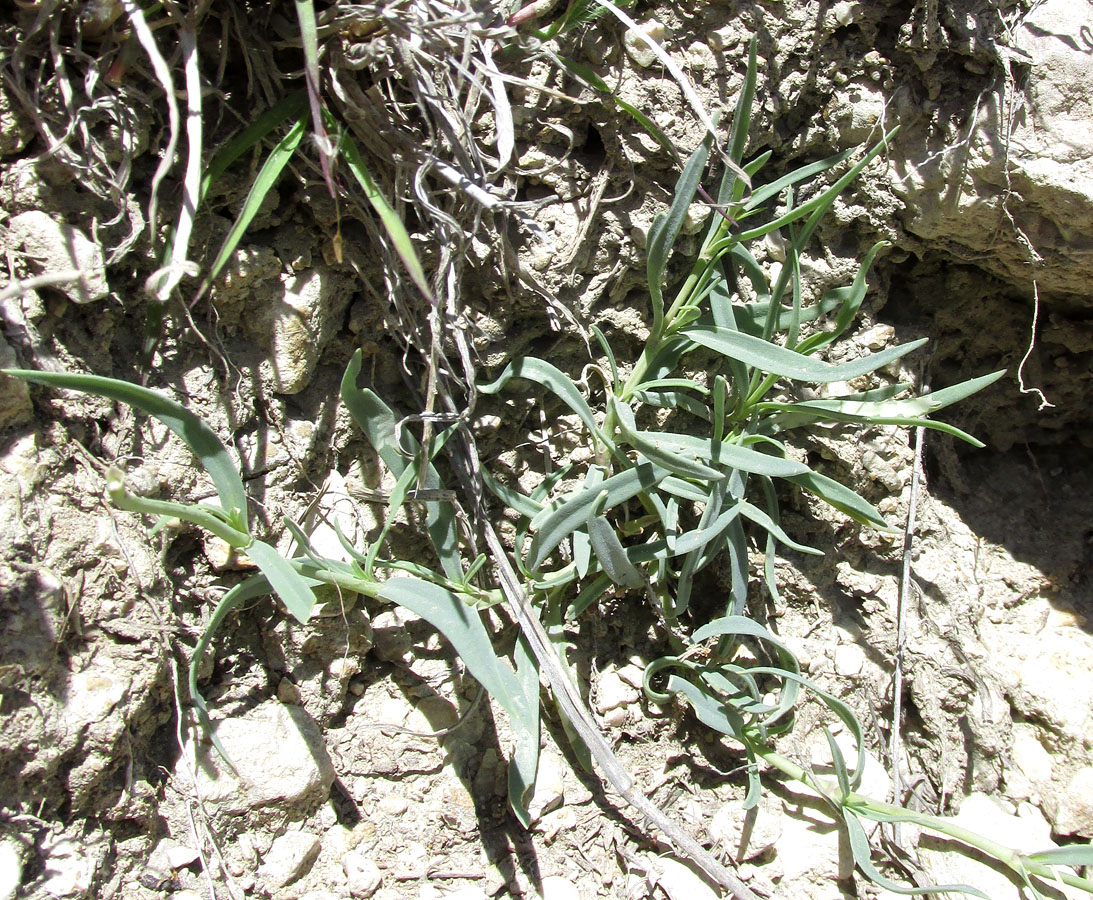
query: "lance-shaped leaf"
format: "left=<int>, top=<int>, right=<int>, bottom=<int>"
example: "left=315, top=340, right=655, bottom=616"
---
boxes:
left=527, top=463, right=669, bottom=571
left=5, top=368, right=249, bottom=531
left=843, top=811, right=989, bottom=898
left=340, top=352, right=462, bottom=580
left=784, top=469, right=894, bottom=532
left=681, top=325, right=928, bottom=384
left=196, top=113, right=307, bottom=300
left=647, top=129, right=715, bottom=334
left=479, top=356, right=611, bottom=449
left=377, top=578, right=540, bottom=824
left=614, top=399, right=726, bottom=482
left=588, top=513, right=646, bottom=589
left=246, top=538, right=319, bottom=624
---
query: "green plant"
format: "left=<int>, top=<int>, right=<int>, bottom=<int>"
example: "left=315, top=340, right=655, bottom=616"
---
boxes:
left=8, top=27, right=1092, bottom=900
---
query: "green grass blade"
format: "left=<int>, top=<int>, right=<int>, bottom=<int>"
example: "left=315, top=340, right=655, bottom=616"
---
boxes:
left=551, top=54, right=677, bottom=160
left=681, top=325, right=929, bottom=383
left=336, top=130, right=432, bottom=299
left=623, top=425, right=810, bottom=479
left=246, top=539, right=318, bottom=624
left=197, top=114, right=307, bottom=300
left=528, top=463, right=669, bottom=571
left=5, top=368, right=248, bottom=530
left=200, top=92, right=309, bottom=201
left=630, top=390, right=711, bottom=421
left=740, top=147, right=855, bottom=214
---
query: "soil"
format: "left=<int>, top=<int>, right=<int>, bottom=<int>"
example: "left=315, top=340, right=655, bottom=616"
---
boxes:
left=1, top=2, right=1090, bottom=900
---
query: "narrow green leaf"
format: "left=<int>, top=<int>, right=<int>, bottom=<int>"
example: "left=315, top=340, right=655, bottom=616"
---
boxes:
left=246, top=539, right=318, bottom=624
left=200, top=92, right=309, bottom=201
left=681, top=325, right=928, bottom=383
left=508, top=634, right=541, bottom=828
left=483, top=469, right=543, bottom=519
left=340, top=353, right=462, bottom=580
left=528, top=463, right=669, bottom=571
left=622, top=423, right=810, bottom=478
left=378, top=577, right=524, bottom=714
left=630, top=390, right=711, bottom=421
left=843, top=811, right=989, bottom=898
left=588, top=515, right=646, bottom=589
left=1025, top=845, right=1093, bottom=867
left=567, top=572, right=613, bottom=620
left=614, top=400, right=726, bottom=482
left=591, top=324, right=620, bottom=393
left=785, top=469, right=894, bottom=532
left=198, top=115, right=307, bottom=299
left=337, top=131, right=433, bottom=299
left=648, top=131, right=716, bottom=334
left=5, top=368, right=248, bottom=530
left=479, top=356, right=611, bottom=449
left=738, top=500, right=822, bottom=555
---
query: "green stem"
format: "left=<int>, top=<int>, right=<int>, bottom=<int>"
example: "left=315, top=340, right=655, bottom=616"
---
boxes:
left=751, top=742, right=1093, bottom=895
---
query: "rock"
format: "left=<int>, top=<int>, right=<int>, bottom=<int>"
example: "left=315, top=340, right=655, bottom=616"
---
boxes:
left=257, top=830, right=321, bottom=889
left=300, top=892, right=346, bottom=900
left=594, top=668, right=639, bottom=714
left=652, top=858, right=720, bottom=900
left=7, top=211, right=109, bottom=304
left=0, top=85, right=33, bottom=156
left=177, top=700, right=335, bottom=816
left=833, top=642, right=865, bottom=678
left=341, top=849, right=382, bottom=898
left=1049, top=767, right=1093, bottom=838
left=0, top=840, right=22, bottom=900
left=253, top=266, right=352, bottom=394
left=0, top=335, right=32, bottom=427
left=623, top=20, right=667, bottom=68
left=1008, top=723, right=1053, bottom=800
left=371, top=609, right=416, bottom=663
left=895, top=0, right=1093, bottom=300
left=39, top=838, right=94, bottom=897
left=919, top=793, right=1085, bottom=900
left=538, top=874, right=580, bottom=900
left=527, top=750, right=566, bottom=822
left=708, top=800, right=782, bottom=861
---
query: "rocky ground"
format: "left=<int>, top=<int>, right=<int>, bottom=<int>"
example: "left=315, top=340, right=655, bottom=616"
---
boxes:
left=0, top=1, right=1091, bottom=899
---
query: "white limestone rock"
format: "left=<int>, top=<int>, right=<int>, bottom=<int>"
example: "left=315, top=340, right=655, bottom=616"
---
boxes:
left=257, top=830, right=321, bottom=889
left=7, top=211, right=109, bottom=304
left=177, top=700, right=335, bottom=815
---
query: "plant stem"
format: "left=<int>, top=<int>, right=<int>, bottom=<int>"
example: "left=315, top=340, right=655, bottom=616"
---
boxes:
left=750, top=741, right=1093, bottom=894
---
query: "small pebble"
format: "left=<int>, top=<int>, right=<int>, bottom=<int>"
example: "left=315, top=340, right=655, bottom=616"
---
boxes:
left=377, top=795, right=408, bottom=816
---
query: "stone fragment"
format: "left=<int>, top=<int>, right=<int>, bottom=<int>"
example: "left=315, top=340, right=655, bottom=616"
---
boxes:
left=0, top=335, right=32, bottom=427
left=1051, top=767, right=1093, bottom=837
left=341, top=848, right=382, bottom=898
left=538, top=874, right=580, bottom=900
left=39, top=838, right=94, bottom=897
left=7, top=211, right=109, bottom=304
left=708, top=801, right=782, bottom=861
left=833, top=642, right=865, bottom=677
left=300, top=892, right=346, bottom=900
left=177, top=700, right=335, bottom=815
left=527, top=751, right=566, bottom=822
left=594, top=668, right=638, bottom=714
left=0, top=840, right=23, bottom=900
left=253, top=266, right=352, bottom=394
left=623, top=20, right=667, bottom=68
left=257, top=830, right=321, bottom=889
left=652, top=858, right=720, bottom=900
